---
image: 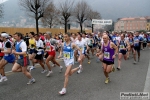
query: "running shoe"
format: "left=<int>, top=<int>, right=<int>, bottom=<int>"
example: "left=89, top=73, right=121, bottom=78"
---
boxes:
left=75, top=61, right=78, bottom=64
left=77, top=65, right=83, bottom=74
left=46, top=71, right=53, bottom=77
left=59, top=88, right=66, bottom=95
left=117, top=67, right=121, bottom=71
left=138, top=58, right=140, bottom=62
left=0, top=76, right=8, bottom=82
left=27, top=78, right=35, bottom=85
left=105, top=78, right=110, bottom=84
left=30, top=66, right=36, bottom=70
left=88, top=60, right=91, bottom=64
left=41, top=70, right=47, bottom=74
left=51, top=64, right=56, bottom=67
left=59, top=66, right=63, bottom=73
left=133, top=61, right=137, bottom=64
left=112, top=66, right=115, bottom=72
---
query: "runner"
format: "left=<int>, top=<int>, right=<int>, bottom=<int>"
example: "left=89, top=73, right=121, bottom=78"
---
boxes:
left=75, top=33, right=89, bottom=74
left=12, top=32, right=35, bottom=84
left=147, top=34, right=150, bottom=49
left=101, top=35, right=118, bottom=84
left=87, top=34, right=94, bottom=56
left=28, top=32, right=36, bottom=70
left=58, top=32, right=82, bottom=95
left=44, top=32, right=63, bottom=77
left=133, top=32, right=143, bottom=64
left=128, top=34, right=134, bottom=58
left=143, top=35, right=147, bottom=50
left=71, top=33, right=78, bottom=63
left=117, top=34, right=130, bottom=70
left=0, top=33, right=15, bottom=82
left=33, top=34, right=47, bottom=73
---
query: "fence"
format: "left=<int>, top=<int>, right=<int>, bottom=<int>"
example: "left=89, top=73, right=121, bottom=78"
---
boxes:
left=0, top=27, right=92, bottom=35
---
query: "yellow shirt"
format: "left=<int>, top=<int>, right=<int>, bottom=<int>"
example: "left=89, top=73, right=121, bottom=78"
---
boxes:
left=29, top=38, right=36, bottom=49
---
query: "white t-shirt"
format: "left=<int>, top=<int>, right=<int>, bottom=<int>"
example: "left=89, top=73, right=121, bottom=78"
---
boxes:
left=75, top=39, right=86, bottom=54
left=139, top=34, right=144, bottom=38
left=116, top=36, right=121, bottom=41
left=71, top=37, right=78, bottom=43
left=125, top=37, right=129, bottom=41
left=17, top=40, right=27, bottom=52
left=82, top=37, right=89, bottom=45
left=36, top=39, right=44, bottom=48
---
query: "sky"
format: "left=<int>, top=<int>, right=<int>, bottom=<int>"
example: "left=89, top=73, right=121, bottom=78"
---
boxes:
left=54, top=0, right=150, bottom=21
left=1, top=0, right=150, bottom=22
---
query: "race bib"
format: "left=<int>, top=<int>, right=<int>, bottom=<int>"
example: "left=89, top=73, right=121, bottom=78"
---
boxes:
left=120, top=45, right=124, bottom=49
left=134, top=39, right=139, bottom=44
left=63, top=52, right=70, bottom=59
left=104, top=52, right=110, bottom=59
left=46, top=46, right=51, bottom=51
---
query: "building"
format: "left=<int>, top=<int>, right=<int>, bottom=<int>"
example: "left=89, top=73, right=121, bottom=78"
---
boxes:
left=145, top=16, right=150, bottom=31
left=115, top=17, right=149, bottom=32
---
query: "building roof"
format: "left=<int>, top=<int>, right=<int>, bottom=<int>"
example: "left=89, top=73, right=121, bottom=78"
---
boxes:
left=120, top=17, right=147, bottom=21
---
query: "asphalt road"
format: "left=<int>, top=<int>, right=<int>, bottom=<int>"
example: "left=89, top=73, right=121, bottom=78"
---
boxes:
left=0, top=49, right=150, bottom=100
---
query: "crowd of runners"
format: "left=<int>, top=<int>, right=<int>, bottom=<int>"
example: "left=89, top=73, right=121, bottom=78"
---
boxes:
left=0, top=31, right=150, bottom=95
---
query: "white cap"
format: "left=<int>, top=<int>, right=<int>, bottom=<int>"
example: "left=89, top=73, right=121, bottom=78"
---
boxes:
left=1, top=33, right=9, bottom=38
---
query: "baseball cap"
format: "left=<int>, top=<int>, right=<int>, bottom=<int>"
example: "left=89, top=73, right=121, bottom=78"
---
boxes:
left=1, top=33, right=9, bottom=38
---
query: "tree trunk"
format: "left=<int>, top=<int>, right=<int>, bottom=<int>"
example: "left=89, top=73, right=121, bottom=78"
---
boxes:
left=65, top=20, right=67, bottom=33
left=92, top=24, right=94, bottom=32
left=49, top=23, right=52, bottom=28
left=36, top=18, right=39, bottom=34
left=80, top=22, right=83, bottom=33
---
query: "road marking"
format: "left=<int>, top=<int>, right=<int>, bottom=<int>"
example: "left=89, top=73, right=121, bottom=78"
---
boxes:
left=5, top=59, right=63, bottom=76
left=143, top=58, right=150, bottom=100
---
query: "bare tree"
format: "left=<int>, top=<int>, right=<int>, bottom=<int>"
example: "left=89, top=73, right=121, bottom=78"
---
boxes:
left=0, top=2, right=3, bottom=19
left=19, top=0, right=50, bottom=34
left=59, top=0, right=74, bottom=33
left=89, top=10, right=101, bottom=32
left=41, top=1, right=59, bottom=28
left=74, top=1, right=91, bottom=33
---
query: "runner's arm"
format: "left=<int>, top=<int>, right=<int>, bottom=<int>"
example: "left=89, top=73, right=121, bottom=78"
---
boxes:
left=1, top=42, right=11, bottom=54
left=126, top=40, right=130, bottom=50
left=111, top=42, right=118, bottom=56
left=72, top=43, right=82, bottom=55
left=13, top=42, right=27, bottom=55
left=58, top=43, right=63, bottom=58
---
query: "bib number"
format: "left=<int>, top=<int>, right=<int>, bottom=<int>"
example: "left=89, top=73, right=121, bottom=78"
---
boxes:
left=120, top=45, right=124, bottom=49
left=46, top=46, right=51, bottom=51
left=104, top=52, right=110, bottom=59
left=63, top=52, right=70, bottom=60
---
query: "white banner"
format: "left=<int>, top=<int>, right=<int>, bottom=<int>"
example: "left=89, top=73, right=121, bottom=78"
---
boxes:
left=92, top=19, right=112, bottom=25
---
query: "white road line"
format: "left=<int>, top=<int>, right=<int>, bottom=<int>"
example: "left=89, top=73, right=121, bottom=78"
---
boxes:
left=143, top=58, right=150, bottom=100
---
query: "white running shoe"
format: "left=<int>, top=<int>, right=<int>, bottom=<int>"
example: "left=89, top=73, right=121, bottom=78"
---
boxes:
left=77, top=65, right=83, bottom=74
left=27, top=78, right=35, bottom=85
left=59, top=88, right=66, bottom=95
left=46, top=71, right=53, bottom=77
left=59, top=66, right=63, bottom=73
left=51, top=64, right=55, bottom=67
left=133, top=61, right=137, bottom=64
left=0, top=76, right=8, bottom=82
left=41, top=70, right=47, bottom=74
left=30, top=66, right=35, bottom=70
